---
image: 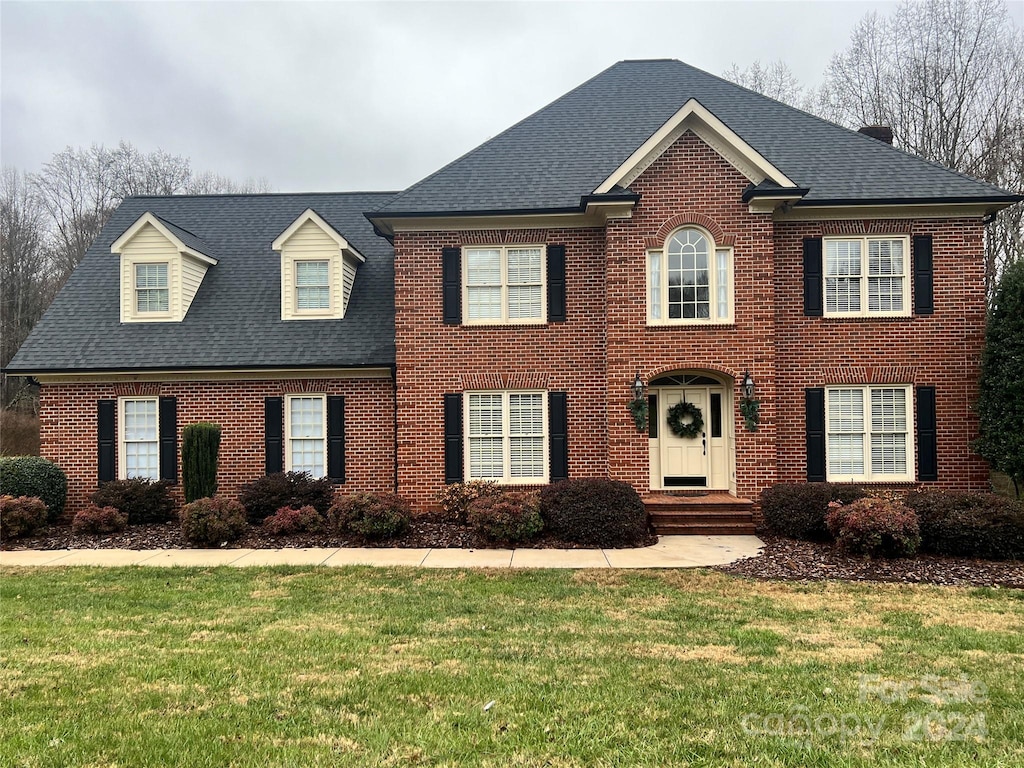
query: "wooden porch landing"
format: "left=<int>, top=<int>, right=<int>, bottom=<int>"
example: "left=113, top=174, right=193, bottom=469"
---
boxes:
left=645, top=493, right=756, bottom=536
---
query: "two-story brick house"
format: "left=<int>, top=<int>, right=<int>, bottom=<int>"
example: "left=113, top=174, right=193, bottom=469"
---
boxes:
left=8, top=60, right=1021, bottom=531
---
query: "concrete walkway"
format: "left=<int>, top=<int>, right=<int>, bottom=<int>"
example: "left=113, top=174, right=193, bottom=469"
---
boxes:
left=0, top=535, right=762, bottom=569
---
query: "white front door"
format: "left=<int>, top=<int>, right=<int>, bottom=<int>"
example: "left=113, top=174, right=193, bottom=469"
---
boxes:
left=660, top=388, right=709, bottom=486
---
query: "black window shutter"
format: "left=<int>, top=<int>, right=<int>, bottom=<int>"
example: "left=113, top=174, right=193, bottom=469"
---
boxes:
left=444, top=393, right=463, bottom=483
left=549, top=392, right=568, bottom=482
left=327, top=395, right=346, bottom=483
left=648, top=394, right=658, bottom=438
left=442, top=247, right=461, bottom=325
left=546, top=244, right=566, bottom=322
left=803, top=238, right=823, bottom=317
left=264, top=397, right=283, bottom=475
left=916, top=386, right=938, bottom=481
left=913, top=235, right=934, bottom=315
left=97, top=400, right=116, bottom=483
left=805, top=388, right=826, bottom=482
left=158, top=396, right=177, bottom=483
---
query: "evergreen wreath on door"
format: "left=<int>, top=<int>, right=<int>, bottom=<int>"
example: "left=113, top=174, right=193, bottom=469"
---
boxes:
left=666, top=400, right=704, bottom=439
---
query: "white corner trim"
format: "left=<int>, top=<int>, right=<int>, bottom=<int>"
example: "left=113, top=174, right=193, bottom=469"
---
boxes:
left=272, top=208, right=366, bottom=262
left=594, top=98, right=796, bottom=194
left=110, top=212, right=218, bottom=265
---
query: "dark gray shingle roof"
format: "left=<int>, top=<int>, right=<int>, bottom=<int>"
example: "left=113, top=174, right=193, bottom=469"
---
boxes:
left=7, top=192, right=397, bottom=373
left=374, top=59, right=1016, bottom=215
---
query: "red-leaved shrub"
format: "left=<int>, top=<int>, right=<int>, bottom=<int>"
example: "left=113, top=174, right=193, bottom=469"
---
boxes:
left=826, top=497, right=920, bottom=557
left=330, top=492, right=411, bottom=539
left=0, top=494, right=48, bottom=541
left=72, top=504, right=128, bottom=535
left=180, top=497, right=247, bottom=546
left=261, top=505, right=323, bottom=536
left=467, top=492, right=543, bottom=543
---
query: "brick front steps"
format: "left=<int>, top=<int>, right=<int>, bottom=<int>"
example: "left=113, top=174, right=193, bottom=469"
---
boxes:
left=645, top=493, right=757, bottom=536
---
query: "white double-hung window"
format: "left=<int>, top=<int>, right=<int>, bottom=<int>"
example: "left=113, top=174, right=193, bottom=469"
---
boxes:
left=824, top=236, right=910, bottom=317
left=466, top=391, right=547, bottom=483
left=120, top=397, right=159, bottom=480
left=286, top=395, right=326, bottom=478
left=464, top=246, right=545, bottom=323
left=649, top=227, right=732, bottom=323
left=135, top=263, right=169, bottom=314
left=295, top=260, right=331, bottom=311
left=826, top=386, right=913, bottom=482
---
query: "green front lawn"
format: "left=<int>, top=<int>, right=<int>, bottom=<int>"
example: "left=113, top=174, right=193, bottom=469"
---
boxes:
left=2, top=567, right=1022, bottom=767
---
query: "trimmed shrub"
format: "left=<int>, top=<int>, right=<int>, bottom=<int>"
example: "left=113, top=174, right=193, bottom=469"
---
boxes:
left=467, top=491, right=543, bottom=543
left=0, top=495, right=48, bottom=541
left=90, top=478, right=175, bottom=524
left=71, top=504, right=128, bottom=535
left=437, top=480, right=501, bottom=524
left=905, top=490, right=1024, bottom=560
left=538, top=478, right=648, bottom=547
left=180, top=497, right=247, bottom=546
left=761, top=483, right=868, bottom=541
left=182, top=423, right=221, bottom=503
left=330, top=492, right=411, bottom=539
left=239, top=472, right=334, bottom=523
left=0, top=456, right=67, bottom=522
left=826, top=497, right=920, bottom=557
left=262, top=505, right=323, bottom=536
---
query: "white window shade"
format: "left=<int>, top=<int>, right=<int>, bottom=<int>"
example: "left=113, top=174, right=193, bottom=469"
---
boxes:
left=464, top=246, right=544, bottom=323
left=466, top=391, right=547, bottom=483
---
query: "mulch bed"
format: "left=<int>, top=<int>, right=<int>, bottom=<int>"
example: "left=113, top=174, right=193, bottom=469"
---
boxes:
left=3, top=512, right=658, bottom=552
left=714, top=533, right=1024, bottom=589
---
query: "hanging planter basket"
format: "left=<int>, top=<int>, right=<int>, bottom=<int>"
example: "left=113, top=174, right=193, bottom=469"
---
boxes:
left=666, top=401, right=704, bottom=439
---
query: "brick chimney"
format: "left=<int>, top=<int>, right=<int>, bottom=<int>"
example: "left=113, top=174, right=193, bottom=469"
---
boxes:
left=858, top=125, right=894, bottom=145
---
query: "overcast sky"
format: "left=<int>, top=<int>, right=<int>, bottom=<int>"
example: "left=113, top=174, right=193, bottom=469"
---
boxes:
left=3, top=1, right=1020, bottom=193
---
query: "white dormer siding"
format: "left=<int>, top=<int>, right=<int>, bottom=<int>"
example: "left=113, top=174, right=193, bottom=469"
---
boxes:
left=112, top=213, right=217, bottom=324
left=273, top=209, right=364, bottom=321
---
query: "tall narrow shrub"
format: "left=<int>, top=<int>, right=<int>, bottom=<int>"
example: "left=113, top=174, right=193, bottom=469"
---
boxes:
left=182, top=423, right=221, bottom=503
left=974, top=259, right=1024, bottom=497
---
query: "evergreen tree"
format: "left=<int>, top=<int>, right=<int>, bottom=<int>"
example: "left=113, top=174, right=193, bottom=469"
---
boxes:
left=975, top=260, right=1024, bottom=496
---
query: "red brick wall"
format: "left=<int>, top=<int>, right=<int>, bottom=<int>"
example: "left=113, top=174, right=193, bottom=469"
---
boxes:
left=773, top=217, right=990, bottom=491
left=605, top=132, right=778, bottom=501
left=393, top=131, right=991, bottom=507
left=393, top=227, right=609, bottom=509
left=39, top=377, right=395, bottom=519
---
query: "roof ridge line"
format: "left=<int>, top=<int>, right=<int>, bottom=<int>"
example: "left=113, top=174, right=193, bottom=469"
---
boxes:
left=126, top=190, right=401, bottom=201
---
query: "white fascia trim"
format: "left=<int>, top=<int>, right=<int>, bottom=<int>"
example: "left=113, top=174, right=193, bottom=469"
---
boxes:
left=272, top=208, right=366, bottom=263
left=110, top=212, right=218, bottom=265
left=594, top=98, right=796, bottom=194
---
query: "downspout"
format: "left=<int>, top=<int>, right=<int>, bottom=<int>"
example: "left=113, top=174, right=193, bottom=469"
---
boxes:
left=391, top=362, right=399, bottom=493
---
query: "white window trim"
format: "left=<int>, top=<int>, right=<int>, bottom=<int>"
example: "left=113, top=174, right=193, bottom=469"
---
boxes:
left=284, top=394, right=327, bottom=479
left=123, top=255, right=175, bottom=321
left=293, top=258, right=334, bottom=317
left=464, top=389, right=549, bottom=484
left=118, top=396, right=160, bottom=481
left=825, top=385, right=915, bottom=482
left=462, top=245, right=547, bottom=326
left=647, top=226, right=734, bottom=326
left=134, top=262, right=171, bottom=316
left=823, top=235, right=912, bottom=318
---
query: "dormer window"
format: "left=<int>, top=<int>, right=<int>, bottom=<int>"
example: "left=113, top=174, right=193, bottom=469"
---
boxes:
left=112, top=212, right=217, bottom=324
left=295, top=260, right=331, bottom=311
left=273, top=209, right=365, bottom=321
left=135, top=263, right=169, bottom=313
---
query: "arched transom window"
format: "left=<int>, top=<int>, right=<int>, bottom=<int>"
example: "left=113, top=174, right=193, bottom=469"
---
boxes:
left=648, top=227, right=733, bottom=323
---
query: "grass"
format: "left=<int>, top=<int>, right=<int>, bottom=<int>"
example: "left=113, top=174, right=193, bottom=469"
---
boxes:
left=1, top=567, right=1022, bottom=767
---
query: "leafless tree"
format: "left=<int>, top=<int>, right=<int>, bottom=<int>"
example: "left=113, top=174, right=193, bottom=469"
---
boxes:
left=722, top=60, right=816, bottom=112
left=29, top=141, right=274, bottom=284
left=820, top=0, right=1024, bottom=293
left=1, top=167, right=56, bottom=408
